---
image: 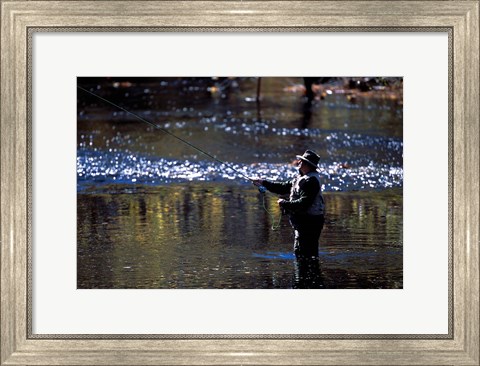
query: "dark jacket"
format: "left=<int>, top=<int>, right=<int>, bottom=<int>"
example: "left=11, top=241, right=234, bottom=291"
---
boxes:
left=262, top=173, right=324, bottom=216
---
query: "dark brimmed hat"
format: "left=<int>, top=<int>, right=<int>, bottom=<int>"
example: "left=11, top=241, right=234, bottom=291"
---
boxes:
left=296, top=150, right=320, bottom=169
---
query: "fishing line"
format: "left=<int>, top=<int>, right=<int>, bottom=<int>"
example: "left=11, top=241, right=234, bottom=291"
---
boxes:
left=77, top=85, right=283, bottom=228
left=262, top=195, right=283, bottom=231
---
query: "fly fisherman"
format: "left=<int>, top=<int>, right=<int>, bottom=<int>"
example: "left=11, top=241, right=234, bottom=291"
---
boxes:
left=254, top=150, right=325, bottom=259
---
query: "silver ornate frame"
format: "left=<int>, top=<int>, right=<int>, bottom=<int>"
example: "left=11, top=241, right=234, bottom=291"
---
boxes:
left=1, top=1, right=478, bottom=365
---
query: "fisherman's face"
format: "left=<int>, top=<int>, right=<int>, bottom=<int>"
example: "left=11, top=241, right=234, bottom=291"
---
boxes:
left=298, top=160, right=308, bottom=175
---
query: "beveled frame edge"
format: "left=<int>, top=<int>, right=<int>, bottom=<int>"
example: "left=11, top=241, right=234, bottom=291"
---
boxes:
left=1, top=1, right=478, bottom=366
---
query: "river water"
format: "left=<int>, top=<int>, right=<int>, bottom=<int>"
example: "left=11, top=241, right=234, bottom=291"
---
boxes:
left=77, top=77, right=403, bottom=289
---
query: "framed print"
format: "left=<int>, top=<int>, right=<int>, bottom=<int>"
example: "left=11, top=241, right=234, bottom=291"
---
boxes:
left=1, top=1, right=478, bottom=365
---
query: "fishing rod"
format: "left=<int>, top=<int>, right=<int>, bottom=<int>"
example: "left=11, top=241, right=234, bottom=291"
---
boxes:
left=77, top=85, right=261, bottom=183
left=77, top=85, right=269, bottom=193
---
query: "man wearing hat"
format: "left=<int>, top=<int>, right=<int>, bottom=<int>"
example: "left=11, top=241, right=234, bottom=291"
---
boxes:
left=254, top=150, right=325, bottom=259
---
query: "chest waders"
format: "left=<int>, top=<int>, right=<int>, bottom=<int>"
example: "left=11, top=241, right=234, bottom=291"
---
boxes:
left=289, top=172, right=325, bottom=258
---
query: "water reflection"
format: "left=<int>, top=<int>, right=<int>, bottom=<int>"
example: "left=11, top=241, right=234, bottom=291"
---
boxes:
left=77, top=184, right=402, bottom=289
left=294, top=257, right=324, bottom=289
left=300, top=102, right=313, bottom=129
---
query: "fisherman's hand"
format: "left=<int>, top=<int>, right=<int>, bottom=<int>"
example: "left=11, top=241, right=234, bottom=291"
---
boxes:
left=252, top=179, right=263, bottom=187
left=277, top=199, right=286, bottom=207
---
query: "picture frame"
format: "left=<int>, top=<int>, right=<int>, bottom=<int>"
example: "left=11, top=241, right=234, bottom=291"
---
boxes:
left=1, top=1, right=478, bottom=365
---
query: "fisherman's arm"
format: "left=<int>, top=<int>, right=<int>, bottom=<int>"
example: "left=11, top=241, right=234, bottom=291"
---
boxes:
left=253, top=179, right=292, bottom=195
left=279, top=177, right=320, bottom=212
